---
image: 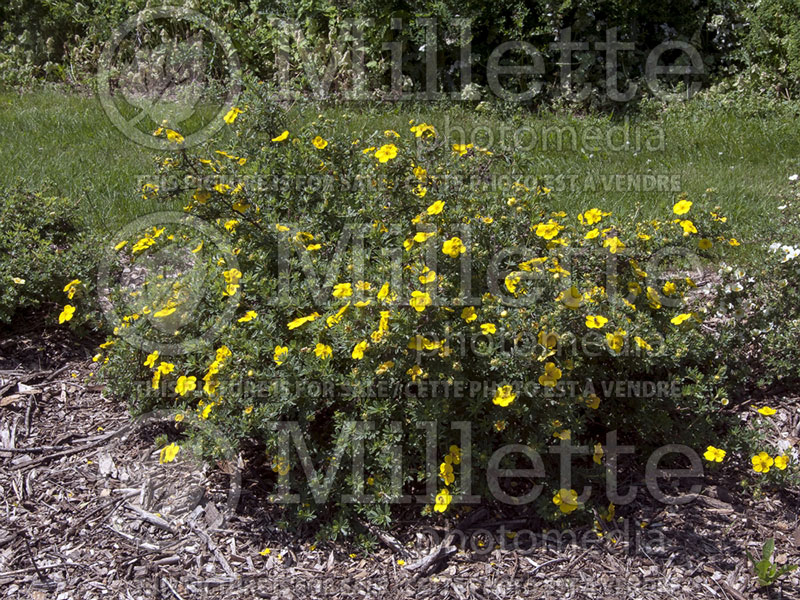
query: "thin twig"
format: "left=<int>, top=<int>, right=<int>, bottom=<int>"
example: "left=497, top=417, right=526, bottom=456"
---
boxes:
left=528, top=557, right=569, bottom=577
left=23, top=538, right=47, bottom=582
left=12, top=424, right=131, bottom=471
left=163, top=578, right=185, bottom=600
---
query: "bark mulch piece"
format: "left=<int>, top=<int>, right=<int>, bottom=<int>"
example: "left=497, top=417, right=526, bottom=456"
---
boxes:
left=1, top=353, right=798, bottom=599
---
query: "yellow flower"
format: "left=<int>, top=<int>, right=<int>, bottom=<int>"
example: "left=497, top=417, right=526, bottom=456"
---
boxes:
left=552, top=488, right=579, bottom=514
left=288, top=312, right=320, bottom=330
left=538, top=362, right=562, bottom=387
left=538, top=330, right=558, bottom=348
left=679, top=220, right=697, bottom=235
left=634, top=336, right=652, bottom=351
left=271, top=459, right=290, bottom=476
left=333, top=282, right=353, bottom=298
left=662, top=281, right=676, bottom=295
left=774, top=455, right=789, bottom=470
left=442, top=237, right=466, bottom=257
left=374, top=143, right=398, bottom=162
left=646, top=287, right=661, bottom=309
left=556, top=286, right=582, bottom=309
left=729, top=238, right=740, bottom=246
left=215, top=346, right=232, bottom=363
left=492, top=385, right=516, bottom=407
left=505, top=272, right=521, bottom=294
left=153, top=306, right=176, bottom=318
left=375, top=360, right=394, bottom=375
left=605, top=329, right=626, bottom=352
left=419, top=270, right=437, bottom=284
left=673, top=199, right=692, bottom=215
left=593, top=443, right=604, bottom=464
left=271, top=130, right=289, bottom=142
left=259, top=548, right=271, bottom=556
left=312, top=136, right=328, bottom=149
left=751, top=452, right=774, bottom=473
left=175, top=375, right=197, bottom=396
left=159, top=442, right=180, bottom=464
left=274, top=345, right=288, bottom=366
left=603, top=236, right=625, bottom=254
left=703, top=446, right=726, bottom=462
left=698, top=238, right=712, bottom=250
left=413, top=231, right=435, bottom=243
left=144, top=350, right=160, bottom=368
left=63, top=278, right=82, bottom=299
left=670, top=313, right=692, bottom=325
left=58, top=304, right=76, bottom=323
left=352, top=340, right=369, bottom=359
left=238, top=310, right=258, bottom=322
left=585, top=394, right=601, bottom=409
left=439, top=461, right=454, bottom=485
left=579, top=208, right=604, bottom=225
left=158, top=362, right=175, bottom=375
left=757, top=406, right=776, bottom=416
left=165, top=129, right=184, bottom=144
left=461, top=306, right=477, bottom=322
left=426, top=200, right=445, bottom=215
left=535, top=220, right=563, bottom=240
left=480, top=323, right=496, bottom=335
left=313, top=343, right=332, bottom=359
left=433, top=488, right=452, bottom=512
left=409, top=290, right=432, bottom=312
left=410, top=123, right=436, bottom=138
left=223, top=107, right=242, bottom=124
left=585, top=315, right=608, bottom=329
left=377, top=282, right=391, bottom=302
left=448, top=445, right=461, bottom=465
left=585, top=228, right=600, bottom=239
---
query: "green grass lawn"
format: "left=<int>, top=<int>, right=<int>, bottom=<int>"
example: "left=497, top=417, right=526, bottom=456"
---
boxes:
left=1, top=88, right=798, bottom=244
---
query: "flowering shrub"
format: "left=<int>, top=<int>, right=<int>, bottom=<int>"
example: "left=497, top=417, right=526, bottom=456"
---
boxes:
left=717, top=187, right=800, bottom=389
left=0, top=186, right=97, bottom=324
left=94, top=97, right=791, bottom=529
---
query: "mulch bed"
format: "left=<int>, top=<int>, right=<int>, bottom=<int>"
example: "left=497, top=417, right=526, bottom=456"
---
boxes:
left=1, top=330, right=799, bottom=599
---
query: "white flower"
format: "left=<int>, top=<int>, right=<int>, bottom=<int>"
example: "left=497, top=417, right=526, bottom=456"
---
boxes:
left=789, top=174, right=798, bottom=181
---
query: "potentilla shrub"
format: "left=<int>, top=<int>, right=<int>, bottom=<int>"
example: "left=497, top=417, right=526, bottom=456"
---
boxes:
left=96, top=99, right=749, bottom=528
left=0, top=186, right=98, bottom=324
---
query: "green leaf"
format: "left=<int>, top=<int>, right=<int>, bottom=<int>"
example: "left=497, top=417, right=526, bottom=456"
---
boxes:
left=762, top=538, right=775, bottom=561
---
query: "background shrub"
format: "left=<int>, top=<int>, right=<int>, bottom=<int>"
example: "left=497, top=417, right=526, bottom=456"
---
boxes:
left=3, top=0, right=800, bottom=100
left=0, top=185, right=99, bottom=325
